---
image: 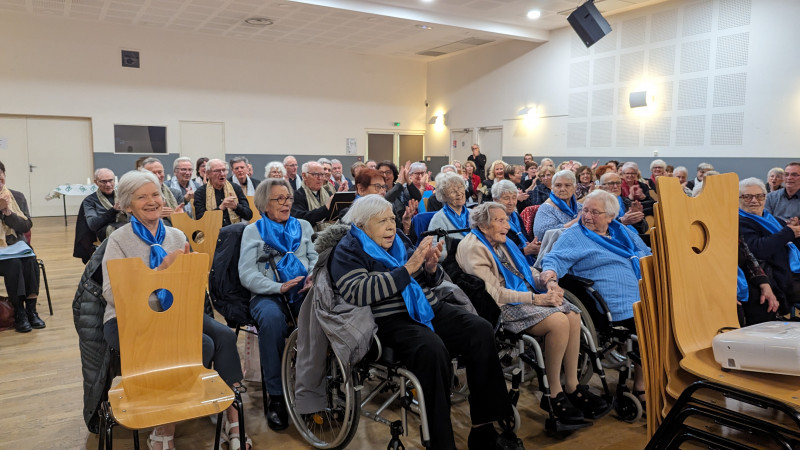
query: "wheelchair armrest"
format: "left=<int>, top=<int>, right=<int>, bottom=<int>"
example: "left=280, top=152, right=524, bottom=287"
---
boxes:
left=560, top=274, right=594, bottom=288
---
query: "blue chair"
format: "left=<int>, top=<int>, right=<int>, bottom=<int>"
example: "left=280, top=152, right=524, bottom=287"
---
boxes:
left=410, top=212, right=436, bottom=244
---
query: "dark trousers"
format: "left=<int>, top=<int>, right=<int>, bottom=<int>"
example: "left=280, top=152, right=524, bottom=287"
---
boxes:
left=0, top=256, right=39, bottom=300
left=738, top=284, right=780, bottom=326
left=103, top=314, right=243, bottom=387
left=250, top=295, right=303, bottom=396
left=375, top=302, right=512, bottom=450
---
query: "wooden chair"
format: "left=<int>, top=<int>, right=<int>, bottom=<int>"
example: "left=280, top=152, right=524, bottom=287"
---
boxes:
left=170, top=210, right=223, bottom=272
left=99, top=253, right=237, bottom=449
left=246, top=196, right=259, bottom=224
left=23, top=230, right=53, bottom=315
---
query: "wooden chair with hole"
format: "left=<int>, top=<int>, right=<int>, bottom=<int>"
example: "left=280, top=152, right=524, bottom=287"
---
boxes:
left=98, top=253, right=240, bottom=450
left=643, top=174, right=800, bottom=449
left=246, top=196, right=259, bottom=224
left=169, top=210, right=223, bottom=273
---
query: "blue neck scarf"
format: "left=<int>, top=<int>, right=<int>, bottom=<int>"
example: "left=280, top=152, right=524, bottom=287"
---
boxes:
left=350, top=226, right=434, bottom=330
left=617, top=196, right=627, bottom=219
left=129, top=215, right=173, bottom=310
left=256, top=215, right=308, bottom=303
left=579, top=220, right=642, bottom=279
left=738, top=209, right=800, bottom=273
left=442, top=203, right=469, bottom=236
left=736, top=267, right=749, bottom=302
left=471, top=228, right=538, bottom=295
left=508, top=212, right=536, bottom=265
left=549, top=192, right=579, bottom=219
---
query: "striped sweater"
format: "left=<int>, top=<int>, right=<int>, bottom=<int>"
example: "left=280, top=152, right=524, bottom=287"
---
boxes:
left=330, top=231, right=443, bottom=319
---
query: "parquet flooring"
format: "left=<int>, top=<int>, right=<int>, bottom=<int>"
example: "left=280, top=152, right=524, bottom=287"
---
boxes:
left=0, top=217, right=648, bottom=449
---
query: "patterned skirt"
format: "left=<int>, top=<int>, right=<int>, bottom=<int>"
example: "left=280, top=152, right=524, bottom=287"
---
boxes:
left=500, top=300, right=581, bottom=335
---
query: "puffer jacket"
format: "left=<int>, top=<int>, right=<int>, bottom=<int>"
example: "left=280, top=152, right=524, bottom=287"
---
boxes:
left=72, top=240, right=113, bottom=433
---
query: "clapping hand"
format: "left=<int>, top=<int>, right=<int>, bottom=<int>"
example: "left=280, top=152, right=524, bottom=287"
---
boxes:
left=221, top=195, right=238, bottom=210
left=157, top=242, right=191, bottom=271
left=298, top=275, right=313, bottom=293
left=424, top=240, right=444, bottom=273
left=404, top=236, right=432, bottom=275
left=280, top=276, right=305, bottom=294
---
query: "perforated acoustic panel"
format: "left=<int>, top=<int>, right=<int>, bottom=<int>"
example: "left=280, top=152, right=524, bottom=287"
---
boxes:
left=719, top=0, right=752, bottom=29
left=651, top=9, right=678, bottom=42
left=619, top=51, right=645, bottom=82
left=683, top=1, right=713, bottom=37
left=713, top=73, right=747, bottom=107
left=622, top=16, right=647, bottom=49
left=568, top=122, right=588, bottom=148
left=590, top=121, right=613, bottom=147
left=616, top=119, right=641, bottom=147
left=678, top=77, right=709, bottom=110
left=680, top=39, right=711, bottom=73
left=676, top=115, right=706, bottom=146
left=716, top=32, right=749, bottom=69
left=570, top=61, right=590, bottom=88
left=644, top=116, right=672, bottom=147
left=593, top=56, right=616, bottom=85
left=648, top=45, right=676, bottom=77
left=592, top=89, right=615, bottom=116
left=711, top=112, right=744, bottom=145
left=570, top=92, right=589, bottom=118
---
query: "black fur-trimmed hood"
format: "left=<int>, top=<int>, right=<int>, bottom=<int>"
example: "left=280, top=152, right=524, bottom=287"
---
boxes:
left=314, top=223, right=350, bottom=254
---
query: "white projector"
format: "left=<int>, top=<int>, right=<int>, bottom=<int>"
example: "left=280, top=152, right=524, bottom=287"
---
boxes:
left=712, top=321, right=800, bottom=376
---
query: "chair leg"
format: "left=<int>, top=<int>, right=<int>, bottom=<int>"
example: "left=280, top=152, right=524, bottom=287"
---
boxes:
left=235, top=390, right=246, bottom=448
left=214, top=411, right=224, bottom=449
left=37, top=260, right=53, bottom=315
left=132, top=429, right=140, bottom=450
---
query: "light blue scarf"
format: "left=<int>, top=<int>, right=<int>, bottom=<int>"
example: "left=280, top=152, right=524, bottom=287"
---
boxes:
left=508, top=212, right=536, bottom=265
left=350, top=226, right=434, bottom=330
left=129, top=215, right=172, bottom=309
left=471, top=228, right=538, bottom=297
left=736, top=268, right=749, bottom=302
left=549, top=192, right=579, bottom=219
left=441, top=204, right=469, bottom=236
left=579, top=220, right=642, bottom=279
left=256, top=215, right=308, bottom=303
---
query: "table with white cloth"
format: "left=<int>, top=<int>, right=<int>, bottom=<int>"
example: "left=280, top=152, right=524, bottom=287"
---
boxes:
left=46, top=184, right=98, bottom=226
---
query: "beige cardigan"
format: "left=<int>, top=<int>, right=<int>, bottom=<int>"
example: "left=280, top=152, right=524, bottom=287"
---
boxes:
left=455, top=233, right=534, bottom=306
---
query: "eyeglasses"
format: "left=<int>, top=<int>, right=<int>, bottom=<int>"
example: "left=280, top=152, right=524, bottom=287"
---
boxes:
left=583, top=209, right=607, bottom=217
left=785, top=172, right=800, bottom=178
left=210, top=169, right=227, bottom=174
left=307, top=172, right=327, bottom=178
left=739, top=194, right=766, bottom=202
left=96, top=179, right=114, bottom=185
left=378, top=170, right=393, bottom=176
left=410, top=172, right=425, bottom=176
left=622, top=171, right=638, bottom=176
left=270, top=195, right=294, bottom=205
left=603, top=181, right=622, bottom=186
left=176, top=168, right=193, bottom=172
left=284, top=163, right=298, bottom=168
left=370, top=183, right=389, bottom=191
left=553, top=183, right=574, bottom=189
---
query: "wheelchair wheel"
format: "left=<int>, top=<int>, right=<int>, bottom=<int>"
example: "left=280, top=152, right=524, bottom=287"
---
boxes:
left=615, top=391, right=643, bottom=423
left=563, top=291, right=598, bottom=386
left=282, top=329, right=361, bottom=449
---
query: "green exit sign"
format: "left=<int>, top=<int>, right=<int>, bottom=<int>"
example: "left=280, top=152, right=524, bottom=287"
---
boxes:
left=393, top=122, right=401, bottom=127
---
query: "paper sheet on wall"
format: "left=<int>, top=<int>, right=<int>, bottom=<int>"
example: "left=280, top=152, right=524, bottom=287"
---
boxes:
left=346, top=138, right=356, bottom=155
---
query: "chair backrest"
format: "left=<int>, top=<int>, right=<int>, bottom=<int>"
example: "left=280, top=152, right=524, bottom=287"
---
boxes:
left=519, top=205, right=540, bottom=241
left=411, top=212, right=436, bottom=241
left=246, top=196, right=259, bottom=224
left=170, top=210, right=223, bottom=272
left=107, top=253, right=209, bottom=390
left=657, top=174, right=739, bottom=356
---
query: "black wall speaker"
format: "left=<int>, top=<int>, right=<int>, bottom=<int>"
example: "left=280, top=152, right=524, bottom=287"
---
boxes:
left=121, top=50, right=140, bottom=68
left=567, top=1, right=612, bottom=48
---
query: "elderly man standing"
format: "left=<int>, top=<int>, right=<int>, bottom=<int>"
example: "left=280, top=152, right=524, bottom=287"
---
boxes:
left=330, top=158, right=352, bottom=191
left=467, top=144, right=487, bottom=181
left=73, top=168, right=128, bottom=263
left=284, top=156, right=301, bottom=192
left=166, top=157, right=201, bottom=216
left=291, top=161, right=337, bottom=231
left=194, top=159, right=252, bottom=227
left=766, top=162, right=800, bottom=221
left=229, top=156, right=261, bottom=196
left=141, top=157, right=183, bottom=226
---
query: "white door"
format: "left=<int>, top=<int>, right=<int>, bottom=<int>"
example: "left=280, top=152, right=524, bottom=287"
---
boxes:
left=449, top=129, right=473, bottom=164
left=180, top=121, right=225, bottom=166
left=27, top=117, right=94, bottom=217
left=478, top=127, right=503, bottom=176
left=0, top=116, right=31, bottom=203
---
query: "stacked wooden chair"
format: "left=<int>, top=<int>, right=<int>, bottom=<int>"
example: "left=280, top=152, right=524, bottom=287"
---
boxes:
left=635, top=173, right=800, bottom=449
left=170, top=209, right=223, bottom=273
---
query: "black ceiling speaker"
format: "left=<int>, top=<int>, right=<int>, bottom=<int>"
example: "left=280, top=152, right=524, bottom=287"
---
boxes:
left=567, top=0, right=612, bottom=48
left=121, top=50, right=140, bottom=68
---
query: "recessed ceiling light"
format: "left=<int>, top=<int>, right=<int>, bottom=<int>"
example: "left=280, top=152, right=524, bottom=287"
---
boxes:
left=416, top=24, right=433, bottom=30
left=527, top=9, right=542, bottom=20
left=421, top=0, right=435, bottom=3
left=244, top=17, right=274, bottom=26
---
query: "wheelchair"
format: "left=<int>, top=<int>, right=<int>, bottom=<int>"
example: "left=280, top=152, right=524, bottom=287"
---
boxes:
left=558, top=274, right=644, bottom=423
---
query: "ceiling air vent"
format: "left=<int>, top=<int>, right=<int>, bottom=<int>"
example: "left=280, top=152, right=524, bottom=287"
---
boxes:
left=416, top=37, right=495, bottom=57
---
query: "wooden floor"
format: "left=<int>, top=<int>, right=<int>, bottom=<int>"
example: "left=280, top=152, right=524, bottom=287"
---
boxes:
left=0, top=217, right=648, bottom=449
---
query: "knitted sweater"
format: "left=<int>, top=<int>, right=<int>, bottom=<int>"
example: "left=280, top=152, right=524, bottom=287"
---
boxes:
left=540, top=225, right=651, bottom=321
left=102, top=224, right=188, bottom=324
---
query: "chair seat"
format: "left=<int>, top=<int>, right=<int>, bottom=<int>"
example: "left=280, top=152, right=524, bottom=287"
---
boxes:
left=680, top=347, right=800, bottom=410
left=108, top=367, right=234, bottom=430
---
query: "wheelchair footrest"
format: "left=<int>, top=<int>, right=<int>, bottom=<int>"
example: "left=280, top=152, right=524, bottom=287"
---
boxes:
left=545, top=417, right=593, bottom=433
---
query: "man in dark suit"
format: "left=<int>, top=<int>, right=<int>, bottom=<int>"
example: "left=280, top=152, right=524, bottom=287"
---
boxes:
left=228, top=156, right=261, bottom=196
left=467, top=144, right=487, bottom=181
left=195, top=158, right=253, bottom=227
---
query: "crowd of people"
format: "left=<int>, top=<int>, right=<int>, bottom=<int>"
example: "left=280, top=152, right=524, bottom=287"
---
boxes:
left=58, top=150, right=800, bottom=450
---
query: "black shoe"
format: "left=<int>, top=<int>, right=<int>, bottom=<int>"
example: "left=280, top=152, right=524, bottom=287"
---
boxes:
left=539, top=392, right=584, bottom=423
left=496, top=431, right=525, bottom=450
left=14, top=308, right=32, bottom=333
left=266, top=396, right=288, bottom=431
left=566, top=385, right=609, bottom=418
left=468, top=423, right=498, bottom=450
left=26, top=302, right=45, bottom=329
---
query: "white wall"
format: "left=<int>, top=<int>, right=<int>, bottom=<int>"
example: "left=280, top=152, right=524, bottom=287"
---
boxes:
left=0, top=12, right=427, bottom=157
left=425, top=0, right=800, bottom=161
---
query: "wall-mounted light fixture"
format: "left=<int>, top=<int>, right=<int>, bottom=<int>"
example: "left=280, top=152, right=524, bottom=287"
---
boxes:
left=629, top=90, right=655, bottom=108
left=518, top=106, right=533, bottom=116
left=428, top=114, right=446, bottom=125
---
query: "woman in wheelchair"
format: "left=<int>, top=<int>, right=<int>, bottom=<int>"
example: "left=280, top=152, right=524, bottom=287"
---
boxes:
left=427, top=171, right=471, bottom=261
left=331, top=195, right=524, bottom=450
left=102, top=171, right=249, bottom=450
left=533, top=169, right=582, bottom=241
left=492, top=180, right=541, bottom=264
left=239, top=178, right=317, bottom=431
left=456, top=202, right=607, bottom=423
left=539, top=189, right=651, bottom=405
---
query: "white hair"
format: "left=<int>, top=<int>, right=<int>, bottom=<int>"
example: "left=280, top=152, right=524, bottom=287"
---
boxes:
left=172, top=156, right=192, bottom=172
left=409, top=162, right=427, bottom=174
left=206, top=158, right=226, bottom=172
left=254, top=178, right=292, bottom=213
left=318, top=157, right=332, bottom=166
left=649, top=159, right=667, bottom=171
left=434, top=172, right=465, bottom=202
left=583, top=189, right=619, bottom=218
left=767, top=167, right=784, bottom=178
left=600, top=172, right=621, bottom=184
left=673, top=166, right=688, bottom=176
left=94, top=168, right=113, bottom=180
left=469, top=202, right=506, bottom=229
left=697, top=162, right=714, bottom=171
left=283, top=155, right=296, bottom=165
left=552, top=169, right=576, bottom=184
left=621, top=162, right=639, bottom=173
left=341, top=194, right=393, bottom=228
left=440, top=165, right=457, bottom=173
left=739, top=177, right=767, bottom=194
left=264, top=161, right=286, bottom=178
left=117, top=170, right=161, bottom=211
left=491, top=179, right=518, bottom=199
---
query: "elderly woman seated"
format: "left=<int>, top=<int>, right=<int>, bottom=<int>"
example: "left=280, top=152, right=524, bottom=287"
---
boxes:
left=427, top=171, right=470, bottom=261
left=738, top=177, right=799, bottom=315
left=598, top=172, right=648, bottom=235
left=456, top=202, right=607, bottom=422
left=264, top=161, right=286, bottom=179
left=238, top=178, right=317, bottom=432
left=330, top=195, right=524, bottom=450
left=530, top=166, right=555, bottom=206
left=539, top=189, right=651, bottom=403
left=532, top=169, right=583, bottom=241
left=103, top=171, right=249, bottom=450
left=492, top=180, right=540, bottom=264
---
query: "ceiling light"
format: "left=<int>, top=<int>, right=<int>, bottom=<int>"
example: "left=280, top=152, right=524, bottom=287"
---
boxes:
left=244, top=17, right=274, bottom=26
left=527, top=10, right=541, bottom=20
left=416, top=24, right=433, bottom=30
